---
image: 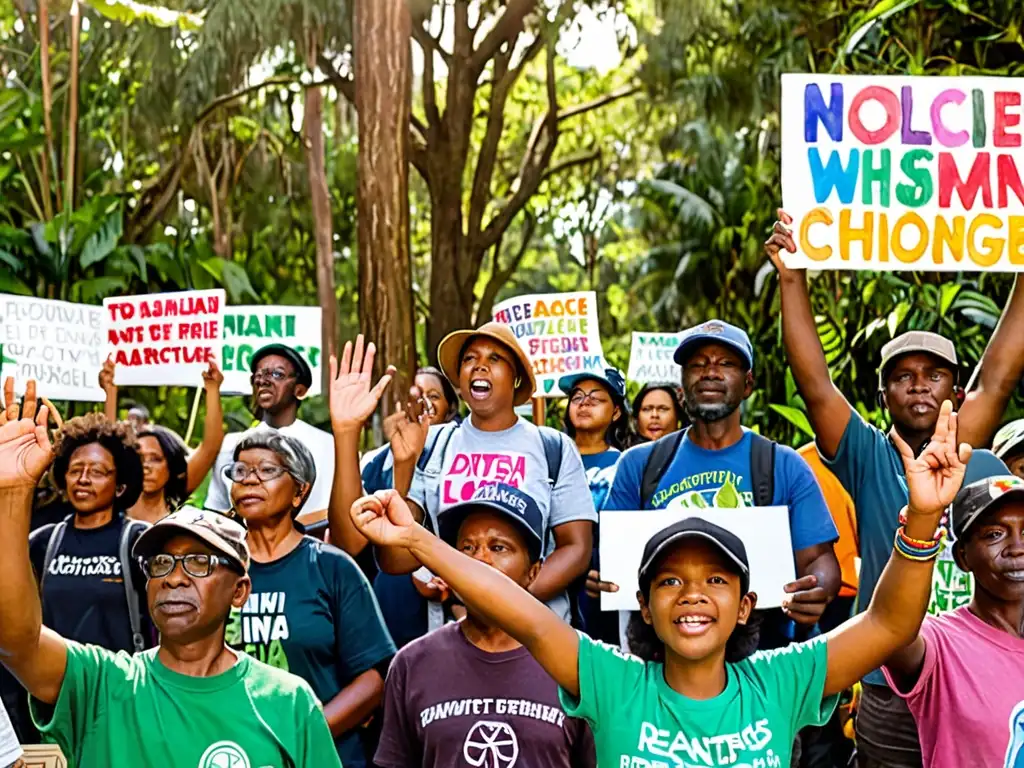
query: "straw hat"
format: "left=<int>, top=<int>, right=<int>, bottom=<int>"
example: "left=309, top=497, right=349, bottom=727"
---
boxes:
left=437, top=322, right=536, bottom=407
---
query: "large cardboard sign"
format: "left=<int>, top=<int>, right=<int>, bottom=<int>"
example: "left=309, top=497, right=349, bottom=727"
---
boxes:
left=104, top=290, right=225, bottom=386
left=221, top=306, right=323, bottom=395
left=627, top=332, right=683, bottom=385
left=599, top=508, right=796, bottom=611
left=492, top=291, right=605, bottom=397
left=781, top=74, right=1024, bottom=271
left=0, top=296, right=105, bottom=401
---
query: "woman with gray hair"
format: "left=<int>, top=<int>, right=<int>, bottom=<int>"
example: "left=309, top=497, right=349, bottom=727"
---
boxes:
left=225, top=427, right=395, bottom=767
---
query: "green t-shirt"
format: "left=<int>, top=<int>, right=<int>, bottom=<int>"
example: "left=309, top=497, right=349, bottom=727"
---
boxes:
left=559, top=633, right=838, bottom=768
left=30, top=641, right=342, bottom=768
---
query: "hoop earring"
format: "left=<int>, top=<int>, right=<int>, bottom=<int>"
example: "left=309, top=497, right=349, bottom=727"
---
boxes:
left=514, top=377, right=522, bottom=388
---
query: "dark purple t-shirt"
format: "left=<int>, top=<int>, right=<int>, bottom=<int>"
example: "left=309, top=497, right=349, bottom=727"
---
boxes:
left=375, top=622, right=596, bottom=768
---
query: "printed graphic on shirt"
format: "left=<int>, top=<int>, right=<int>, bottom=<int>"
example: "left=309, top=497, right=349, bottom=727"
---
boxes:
left=586, top=464, right=617, bottom=511
left=928, top=555, right=973, bottom=616
left=657, top=471, right=750, bottom=510
left=47, top=554, right=124, bottom=579
left=442, top=452, right=528, bottom=505
left=225, top=591, right=290, bottom=670
left=1005, top=701, right=1024, bottom=768
left=621, top=718, right=783, bottom=768
left=198, top=740, right=250, bottom=768
left=464, top=721, right=518, bottom=768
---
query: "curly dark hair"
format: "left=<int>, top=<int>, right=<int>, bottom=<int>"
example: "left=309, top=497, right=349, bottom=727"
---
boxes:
left=625, top=603, right=761, bottom=664
left=51, top=414, right=144, bottom=513
left=629, top=383, right=688, bottom=446
left=562, top=380, right=631, bottom=451
left=137, top=425, right=190, bottom=508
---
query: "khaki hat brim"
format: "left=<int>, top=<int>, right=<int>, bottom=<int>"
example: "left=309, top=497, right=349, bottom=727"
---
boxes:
left=133, top=521, right=248, bottom=572
left=437, top=326, right=536, bottom=407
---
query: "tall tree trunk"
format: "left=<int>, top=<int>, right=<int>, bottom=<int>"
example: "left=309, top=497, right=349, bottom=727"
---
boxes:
left=426, top=184, right=474, bottom=360
left=65, top=0, right=82, bottom=213
left=38, top=0, right=56, bottom=219
left=354, top=0, right=415, bottom=411
left=303, top=31, right=337, bottom=395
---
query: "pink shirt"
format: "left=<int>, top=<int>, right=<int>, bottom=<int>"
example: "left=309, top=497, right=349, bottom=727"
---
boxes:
left=882, top=606, right=1024, bottom=768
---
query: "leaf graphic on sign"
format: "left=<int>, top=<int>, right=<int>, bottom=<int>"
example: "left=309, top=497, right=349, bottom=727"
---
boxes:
left=544, top=380, right=554, bottom=394
left=713, top=479, right=743, bottom=508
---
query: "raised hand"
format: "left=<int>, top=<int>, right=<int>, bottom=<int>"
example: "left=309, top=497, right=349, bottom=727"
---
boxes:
left=329, top=335, right=396, bottom=433
left=384, top=386, right=434, bottom=465
left=0, top=378, right=57, bottom=489
left=202, top=359, right=224, bottom=391
left=893, top=400, right=972, bottom=517
left=98, top=356, right=116, bottom=393
left=764, top=208, right=803, bottom=277
left=350, top=489, right=419, bottom=548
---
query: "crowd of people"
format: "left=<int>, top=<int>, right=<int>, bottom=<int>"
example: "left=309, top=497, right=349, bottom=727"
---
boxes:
left=0, top=213, right=1023, bottom=768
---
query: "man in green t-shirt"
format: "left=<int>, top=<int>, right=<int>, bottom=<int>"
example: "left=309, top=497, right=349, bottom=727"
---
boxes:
left=0, top=379, right=341, bottom=768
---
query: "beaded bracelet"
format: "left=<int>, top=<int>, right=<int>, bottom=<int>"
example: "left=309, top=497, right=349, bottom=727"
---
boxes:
left=897, top=505, right=949, bottom=543
left=894, top=526, right=942, bottom=562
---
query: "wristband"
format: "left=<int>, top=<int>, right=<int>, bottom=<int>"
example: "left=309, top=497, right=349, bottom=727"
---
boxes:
left=894, top=526, right=941, bottom=561
left=897, top=505, right=949, bottom=542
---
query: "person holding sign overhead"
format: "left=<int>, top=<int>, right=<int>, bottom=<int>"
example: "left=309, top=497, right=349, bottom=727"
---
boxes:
left=767, top=208, right=1022, bottom=767
left=602, top=320, right=841, bottom=650
left=349, top=399, right=971, bottom=768
left=206, top=343, right=335, bottom=531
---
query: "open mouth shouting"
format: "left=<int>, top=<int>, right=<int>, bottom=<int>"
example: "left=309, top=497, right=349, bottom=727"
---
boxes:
left=468, top=379, right=493, bottom=401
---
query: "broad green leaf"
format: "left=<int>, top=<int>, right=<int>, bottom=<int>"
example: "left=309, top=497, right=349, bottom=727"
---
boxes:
left=770, top=404, right=816, bottom=438
left=713, top=479, right=743, bottom=508
left=939, top=283, right=961, bottom=316
left=81, top=210, right=123, bottom=269
left=83, top=0, right=204, bottom=31
left=74, top=276, right=127, bottom=303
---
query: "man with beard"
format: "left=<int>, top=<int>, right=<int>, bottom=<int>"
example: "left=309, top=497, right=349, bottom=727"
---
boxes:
left=206, top=343, right=334, bottom=529
left=603, top=320, right=840, bottom=650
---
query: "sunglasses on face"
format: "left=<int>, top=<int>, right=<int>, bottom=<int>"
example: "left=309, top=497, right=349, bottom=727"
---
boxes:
left=143, top=553, right=238, bottom=579
left=250, top=368, right=295, bottom=384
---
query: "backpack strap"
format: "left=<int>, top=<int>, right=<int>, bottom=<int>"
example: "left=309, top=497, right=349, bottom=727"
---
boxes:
left=749, top=432, right=777, bottom=508
left=119, top=519, right=150, bottom=654
left=537, top=426, right=564, bottom=487
left=640, top=429, right=688, bottom=509
left=41, top=520, right=69, bottom=594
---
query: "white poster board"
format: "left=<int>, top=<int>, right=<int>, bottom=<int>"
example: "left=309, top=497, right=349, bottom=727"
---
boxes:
left=491, top=291, right=605, bottom=397
left=221, top=306, right=323, bottom=395
left=599, top=508, right=795, bottom=611
left=627, top=332, right=683, bottom=385
left=781, top=74, right=1024, bottom=271
left=0, top=296, right=105, bottom=401
left=104, top=289, right=225, bottom=386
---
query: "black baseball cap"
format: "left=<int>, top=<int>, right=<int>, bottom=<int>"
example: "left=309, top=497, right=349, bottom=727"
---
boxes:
left=250, top=343, right=313, bottom=389
left=950, top=475, right=1024, bottom=541
left=438, top=484, right=545, bottom=562
left=638, top=518, right=750, bottom=595
left=133, top=506, right=250, bottom=572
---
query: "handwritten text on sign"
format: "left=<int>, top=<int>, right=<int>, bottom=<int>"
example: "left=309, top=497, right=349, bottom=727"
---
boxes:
left=598, top=507, right=795, bottom=611
left=0, top=296, right=105, bottom=401
left=222, top=306, right=322, bottom=395
left=781, top=74, right=1024, bottom=271
left=627, top=332, right=684, bottom=386
left=492, top=291, right=604, bottom=397
left=104, top=290, right=225, bottom=386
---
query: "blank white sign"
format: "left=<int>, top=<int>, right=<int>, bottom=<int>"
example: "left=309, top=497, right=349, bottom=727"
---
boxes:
left=599, top=507, right=796, bottom=611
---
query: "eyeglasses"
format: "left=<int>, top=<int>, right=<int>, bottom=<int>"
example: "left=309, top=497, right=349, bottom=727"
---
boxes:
left=250, top=368, right=295, bottom=384
left=570, top=391, right=610, bottom=406
left=66, top=464, right=114, bottom=482
left=143, top=553, right=237, bottom=579
left=224, top=462, right=289, bottom=484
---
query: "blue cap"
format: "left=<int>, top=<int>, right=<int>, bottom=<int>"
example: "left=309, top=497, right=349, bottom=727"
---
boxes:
left=673, top=320, right=754, bottom=370
left=558, top=367, right=627, bottom=404
left=438, top=484, right=545, bottom=562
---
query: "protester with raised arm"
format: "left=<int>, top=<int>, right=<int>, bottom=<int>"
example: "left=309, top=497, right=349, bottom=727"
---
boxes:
left=352, top=401, right=969, bottom=768
left=767, top=209, right=1011, bottom=767
left=0, top=379, right=340, bottom=767
left=225, top=428, right=394, bottom=766
left=100, top=358, right=226, bottom=522
left=206, top=343, right=334, bottom=530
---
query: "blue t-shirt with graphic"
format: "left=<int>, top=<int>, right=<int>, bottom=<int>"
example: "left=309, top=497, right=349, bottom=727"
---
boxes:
left=226, top=537, right=396, bottom=766
left=582, top=449, right=620, bottom=512
left=821, top=410, right=1007, bottom=685
left=606, top=430, right=838, bottom=552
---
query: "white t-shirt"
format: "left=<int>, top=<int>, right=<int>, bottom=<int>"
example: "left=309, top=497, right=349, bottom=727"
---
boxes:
left=410, top=416, right=597, bottom=621
left=204, top=419, right=336, bottom=514
left=0, top=700, right=20, bottom=768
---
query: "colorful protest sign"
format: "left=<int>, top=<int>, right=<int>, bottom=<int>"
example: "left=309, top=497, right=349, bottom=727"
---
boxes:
left=627, top=332, right=683, bottom=385
left=0, top=296, right=105, bottom=401
left=781, top=74, right=1024, bottom=271
left=221, top=306, right=323, bottom=395
left=598, top=507, right=795, bottom=611
left=491, top=291, right=604, bottom=397
left=104, top=290, right=224, bottom=386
